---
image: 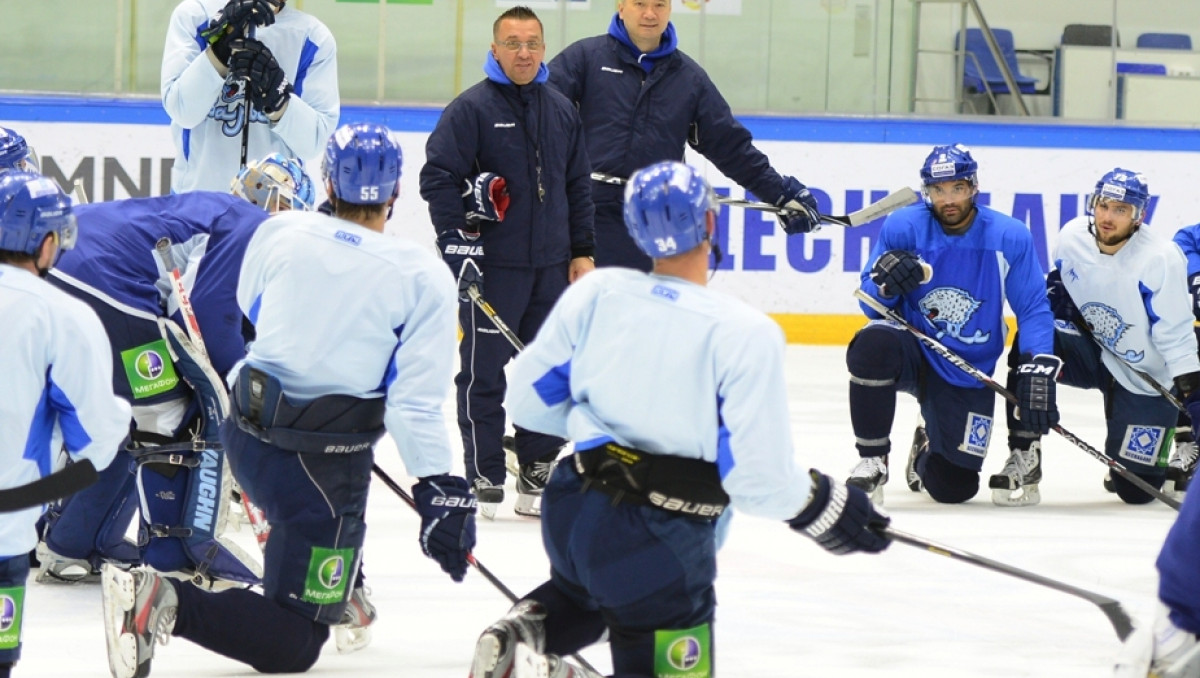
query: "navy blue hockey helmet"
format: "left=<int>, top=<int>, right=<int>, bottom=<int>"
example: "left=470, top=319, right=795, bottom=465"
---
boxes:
left=0, top=127, right=38, bottom=174
left=623, top=161, right=717, bottom=258
left=322, top=122, right=402, bottom=206
left=1087, top=168, right=1150, bottom=223
left=0, top=171, right=76, bottom=256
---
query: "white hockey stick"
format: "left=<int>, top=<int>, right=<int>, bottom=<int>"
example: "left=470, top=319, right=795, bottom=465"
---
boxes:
left=590, top=172, right=918, bottom=227
left=71, top=179, right=89, bottom=205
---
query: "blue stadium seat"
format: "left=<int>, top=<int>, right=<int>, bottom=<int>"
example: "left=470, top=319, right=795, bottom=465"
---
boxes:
left=957, top=28, right=1038, bottom=96
left=1136, top=33, right=1193, bottom=50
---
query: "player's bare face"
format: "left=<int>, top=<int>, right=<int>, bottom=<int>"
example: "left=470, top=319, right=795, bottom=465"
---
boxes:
left=1091, top=199, right=1138, bottom=250
left=619, top=0, right=671, bottom=50
left=492, top=19, right=545, bottom=86
left=927, top=180, right=975, bottom=231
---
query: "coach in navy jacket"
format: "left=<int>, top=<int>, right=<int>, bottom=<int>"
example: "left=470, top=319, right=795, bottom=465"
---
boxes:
left=549, top=0, right=821, bottom=270
left=420, top=6, right=594, bottom=516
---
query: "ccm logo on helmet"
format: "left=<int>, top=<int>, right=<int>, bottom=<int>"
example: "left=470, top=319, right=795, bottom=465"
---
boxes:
left=430, top=496, right=478, bottom=509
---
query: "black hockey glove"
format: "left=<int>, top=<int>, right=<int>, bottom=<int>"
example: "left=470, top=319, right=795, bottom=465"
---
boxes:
left=201, top=0, right=280, bottom=64
left=787, top=471, right=891, bottom=555
left=229, top=38, right=293, bottom=115
left=870, top=249, right=926, bottom=298
left=437, top=229, right=484, bottom=302
left=1045, top=268, right=1081, bottom=325
left=775, top=176, right=822, bottom=235
left=1015, top=353, right=1063, bottom=435
left=1175, top=372, right=1200, bottom=426
left=462, top=172, right=510, bottom=224
left=413, top=474, right=477, bottom=582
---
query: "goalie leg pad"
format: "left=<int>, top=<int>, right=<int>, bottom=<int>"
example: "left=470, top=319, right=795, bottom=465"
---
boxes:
left=42, top=447, right=140, bottom=564
left=0, top=556, right=30, bottom=664
left=136, top=443, right=261, bottom=586
left=159, top=318, right=230, bottom=441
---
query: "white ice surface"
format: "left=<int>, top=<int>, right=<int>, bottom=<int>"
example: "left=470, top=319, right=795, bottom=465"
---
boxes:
left=19, top=345, right=1175, bottom=677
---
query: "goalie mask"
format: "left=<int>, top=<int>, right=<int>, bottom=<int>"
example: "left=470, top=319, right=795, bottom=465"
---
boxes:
left=232, top=153, right=316, bottom=213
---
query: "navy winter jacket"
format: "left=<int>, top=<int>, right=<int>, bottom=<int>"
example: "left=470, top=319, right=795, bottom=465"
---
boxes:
left=548, top=25, right=792, bottom=210
left=420, top=58, right=595, bottom=269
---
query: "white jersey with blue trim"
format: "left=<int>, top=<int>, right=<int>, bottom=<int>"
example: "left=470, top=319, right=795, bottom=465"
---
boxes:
left=1056, top=216, right=1200, bottom=395
left=507, top=268, right=813, bottom=521
left=162, top=0, right=339, bottom=193
left=234, top=211, right=459, bottom=479
left=0, top=265, right=131, bottom=557
left=857, top=203, right=1055, bottom=387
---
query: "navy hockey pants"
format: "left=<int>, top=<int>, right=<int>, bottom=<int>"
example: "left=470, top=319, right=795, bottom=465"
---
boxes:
left=540, top=462, right=717, bottom=675
left=458, top=263, right=569, bottom=484
left=1008, top=326, right=1173, bottom=503
left=0, top=555, right=30, bottom=666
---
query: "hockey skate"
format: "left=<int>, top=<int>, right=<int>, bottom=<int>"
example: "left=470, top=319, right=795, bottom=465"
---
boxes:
left=846, top=455, right=888, bottom=505
left=472, top=477, right=504, bottom=521
left=470, top=600, right=581, bottom=678
left=333, top=586, right=376, bottom=654
left=102, top=565, right=178, bottom=678
left=906, top=426, right=927, bottom=493
left=989, top=442, right=1042, bottom=507
left=34, top=541, right=100, bottom=584
left=1166, top=438, right=1198, bottom=500
left=514, top=452, right=558, bottom=518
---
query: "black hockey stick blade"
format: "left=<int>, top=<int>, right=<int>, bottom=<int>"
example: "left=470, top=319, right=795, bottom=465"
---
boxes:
left=884, top=527, right=1135, bottom=641
left=0, top=459, right=98, bottom=512
left=853, top=288, right=1182, bottom=510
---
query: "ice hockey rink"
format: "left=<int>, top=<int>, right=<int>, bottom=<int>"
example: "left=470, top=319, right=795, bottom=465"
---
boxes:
left=18, top=344, right=1179, bottom=677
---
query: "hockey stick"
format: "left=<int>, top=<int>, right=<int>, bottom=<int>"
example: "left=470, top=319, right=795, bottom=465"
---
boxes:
left=0, top=459, right=98, bottom=512
left=883, top=527, right=1134, bottom=641
left=853, top=289, right=1182, bottom=510
left=370, top=464, right=602, bottom=677
left=154, top=238, right=272, bottom=547
left=1073, top=320, right=1186, bottom=412
left=467, top=284, right=525, bottom=352
left=71, top=179, right=89, bottom=205
left=589, top=172, right=918, bottom=227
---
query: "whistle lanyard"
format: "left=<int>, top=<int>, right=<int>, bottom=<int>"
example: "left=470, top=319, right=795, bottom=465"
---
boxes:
left=503, top=87, right=545, bottom=203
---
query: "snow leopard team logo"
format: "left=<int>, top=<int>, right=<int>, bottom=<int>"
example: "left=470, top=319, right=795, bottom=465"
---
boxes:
left=1079, top=301, right=1144, bottom=362
left=917, top=287, right=990, bottom=344
left=209, top=78, right=268, bottom=137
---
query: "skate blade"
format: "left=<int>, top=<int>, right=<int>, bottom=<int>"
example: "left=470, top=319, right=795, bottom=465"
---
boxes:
left=515, top=642, right=550, bottom=678
left=513, top=493, right=542, bottom=518
left=478, top=501, right=500, bottom=521
left=334, top=623, right=372, bottom=654
left=991, top=484, right=1041, bottom=507
left=101, top=566, right=139, bottom=678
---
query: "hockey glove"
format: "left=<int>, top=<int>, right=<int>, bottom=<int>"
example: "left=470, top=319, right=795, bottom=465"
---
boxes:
left=413, top=474, right=477, bottom=582
left=229, top=38, right=293, bottom=115
left=1175, top=372, right=1200, bottom=426
left=1015, top=354, right=1063, bottom=435
left=462, top=172, right=510, bottom=224
left=787, top=471, right=891, bottom=555
left=437, top=229, right=484, bottom=302
left=1045, top=269, right=1081, bottom=325
left=775, top=176, right=822, bottom=235
left=870, top=250, right=926, bottom=298
left=200, top=0, right=279, bottom=63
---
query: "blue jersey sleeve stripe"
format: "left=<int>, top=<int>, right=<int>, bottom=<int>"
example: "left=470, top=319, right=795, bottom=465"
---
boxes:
left=531, top=359, right=572, bottom=406
left=381, top=324, right=405, bottom=391
left=716, top=395, right=736, bottom=479
left=23, top=379, right=56, bottom=477
left=294, top=38, right=318, bottom=98
left=248, top=293, right=263, bottom=325
left=48, top=377, right=94, bottom=458
left=1140, top=281, right=1161, bottom=328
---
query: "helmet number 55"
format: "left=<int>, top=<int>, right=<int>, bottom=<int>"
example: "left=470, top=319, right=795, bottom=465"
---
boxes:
left=359, top=186, right=379, bottom=201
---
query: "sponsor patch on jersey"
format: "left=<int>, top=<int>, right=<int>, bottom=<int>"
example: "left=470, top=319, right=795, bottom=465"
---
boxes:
left=1119, top=425, right=1168, bottom=467
left=120, top=339, right=180, bottom=399
left=959, top=412, right=992, bottom=458
left=651, top=285, right=679, bottom=301
left=655, top=624, right=711, bottom=678
left=334, top=230, right=361, bottom=246
left=0, top=586, right=25, bottom=650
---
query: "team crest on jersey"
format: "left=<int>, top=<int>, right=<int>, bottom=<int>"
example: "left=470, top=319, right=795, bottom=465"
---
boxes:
left=1079, top=302, right=1143, bottom=362
left=1119, top=425, right=1166, bottom=466
left=918, top=287, right=990, bottom=345
left=960, top=412, right=992, bottom=458
left=209, top=78, right=267, bottom=137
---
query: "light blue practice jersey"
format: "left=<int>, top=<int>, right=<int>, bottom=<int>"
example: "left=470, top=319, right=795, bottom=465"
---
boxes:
left=508, top=268, right=812, bottom=521
left=234, top=212, right=459, bottom=479
left=858, top=203, right=1054, bottom=387
left=162, top=0, right=339, bottom=193
left=0, top=265, right=131, bottom=556
left=1056, top=216, right=1200, bottom=395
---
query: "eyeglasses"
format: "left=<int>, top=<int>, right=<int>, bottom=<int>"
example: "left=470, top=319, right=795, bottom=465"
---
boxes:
left=498, top=40, right=544, bottom=52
